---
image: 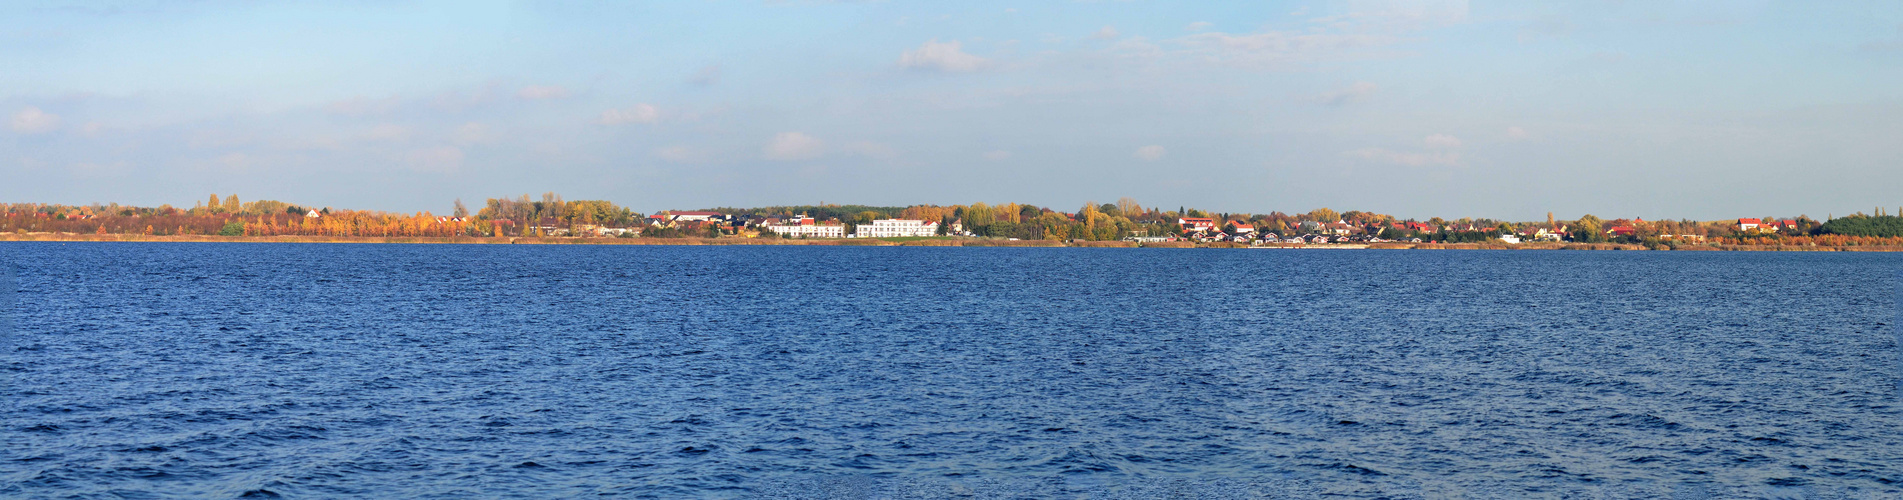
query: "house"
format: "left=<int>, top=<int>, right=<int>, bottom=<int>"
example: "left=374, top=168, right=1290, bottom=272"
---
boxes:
left=1737, top=218, right=1762, bottom=231
left=306, top=209, right=323, bottom=218
left=1178, top=217, right=1217, bottom=232
left=764, top=216, right=846, bottom=238
left=1499, top=234, right=1522, bottom=244
left=667, top=211, right=726, bottom=223
left=1606, top=226, right=1636, bottom=236
left=529, top=218, right=569, bottom=236
left=596, top=226, right=640, bottom=237
left=1230, top=223, right=1255, bottom=234
left=855, top=219, right=939, bottom=238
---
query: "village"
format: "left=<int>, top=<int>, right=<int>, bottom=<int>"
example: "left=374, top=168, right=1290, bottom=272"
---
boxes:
left=6, top=195, right=1895, bottom=249
left=469, top=209, right=1821, bottom=247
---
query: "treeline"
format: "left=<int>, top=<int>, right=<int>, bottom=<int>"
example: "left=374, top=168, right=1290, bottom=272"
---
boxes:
left=478, top=192, right=637, bottom=228
left=1818, top=214, right=1903, bottom=237
left=7, top=194, right=1901, bottom=243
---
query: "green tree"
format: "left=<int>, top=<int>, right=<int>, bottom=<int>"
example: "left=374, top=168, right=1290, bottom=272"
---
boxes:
left=218, top=221, right=245, bottom=236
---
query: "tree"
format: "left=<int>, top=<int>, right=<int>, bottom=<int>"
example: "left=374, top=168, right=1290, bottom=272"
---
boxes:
left=1306, top=208, right=1339, bottom=223
left=208, top=194, right=221, bottom=213
left=453, top=199, right=469, bottom=218
left=1118, top=197, right=1142, bottom=217
left=224, top=194, right=241, bottom=213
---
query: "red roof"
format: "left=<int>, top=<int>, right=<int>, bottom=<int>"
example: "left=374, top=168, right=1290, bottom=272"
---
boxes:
left=1739, top=218, right=1762, bottom=224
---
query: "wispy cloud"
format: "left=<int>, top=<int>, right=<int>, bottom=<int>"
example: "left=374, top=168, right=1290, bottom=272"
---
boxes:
left=763, top=132, right=824, bottom=160
left=598, top=104, right=660, bottom=125
left=1344, top=134, right=1463, bottom=167
left=1316, top=82, right=1378, bottom=105
left=1135, top=145, right=1166, bottom=161
left=900, top=39, right=990, bottom=72
left=1093, top=26, right=1120, bottom=40
left=11, top=107, right=61, bottom=133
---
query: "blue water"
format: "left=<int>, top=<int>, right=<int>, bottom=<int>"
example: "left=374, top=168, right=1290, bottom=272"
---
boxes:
left=2, top=243, right=1899, bottom=498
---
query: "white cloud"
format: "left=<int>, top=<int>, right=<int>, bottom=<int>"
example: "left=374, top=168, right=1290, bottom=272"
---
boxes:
left=1186, top=21, right=1214, bottom=32
left=406, top=146, right=464, bottom=173
left=763, top=132, right=824, bottom=160
left=841, top=140, right=898, bottom=160
left=516, top=85, right=570, bottom=100
left=1093, top=26, right=1121, bottom=40
left=1424, top=133, right=1462, bottom=149
left=1135, top=145, right=1167, bottom=161
left=599, top=103, right=660, bottom=125
left=900, top=39, right=990, bottom=73
left=1316, top=81, right=1378, bottom=105
left=982, top=150, right=1013, bottom=161
left=654, top=146, right=707, bottom=164
left=79, top=122, right=103, bottom=136
left=11, top=106, right=60, bottom=133
left=1506, top=126, right=1530, bottom=140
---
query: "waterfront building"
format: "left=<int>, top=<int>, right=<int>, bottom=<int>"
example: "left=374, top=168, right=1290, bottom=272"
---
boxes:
left=855, top=219, right=939, bottom=238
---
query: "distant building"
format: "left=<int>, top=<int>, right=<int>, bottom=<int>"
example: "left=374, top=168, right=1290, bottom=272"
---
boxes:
left=1178, top=217, right=1216, bottom=232
left=855, top=219, right=938, bottom=238
left=667, top=211, right=726, bottom=223
left=1737, top=218, right=1762, bottom=231
left=765, top=216, right=845, bottom=238
left=306, top=209, right=323, bottom=218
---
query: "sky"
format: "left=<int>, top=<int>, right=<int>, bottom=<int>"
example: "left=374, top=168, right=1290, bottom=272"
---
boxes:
left=3, top=0, right=1900, bottom=220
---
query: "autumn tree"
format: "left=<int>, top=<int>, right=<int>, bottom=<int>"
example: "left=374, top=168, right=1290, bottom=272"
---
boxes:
left=1117, top=197, right=1142, bottom=217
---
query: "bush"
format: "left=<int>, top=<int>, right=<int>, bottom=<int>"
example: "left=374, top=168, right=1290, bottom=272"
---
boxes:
left=218, top=221, right=245, bottom=236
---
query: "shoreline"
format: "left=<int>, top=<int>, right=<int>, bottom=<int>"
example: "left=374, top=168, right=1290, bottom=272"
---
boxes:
left=4, top=233, right=1901, bottom=251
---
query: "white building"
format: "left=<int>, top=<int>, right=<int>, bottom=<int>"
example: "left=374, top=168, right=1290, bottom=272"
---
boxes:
left=764, top=216, right=846, bottom=238
left=855, top=219, right=939, bottom=238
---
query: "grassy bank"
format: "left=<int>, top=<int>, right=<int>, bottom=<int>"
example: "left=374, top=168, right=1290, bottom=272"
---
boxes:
left=4, top=232, right=1900, bottom=251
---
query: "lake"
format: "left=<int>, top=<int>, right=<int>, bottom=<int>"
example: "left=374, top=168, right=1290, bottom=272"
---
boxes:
left=2, top=243, right=1898, bottom=498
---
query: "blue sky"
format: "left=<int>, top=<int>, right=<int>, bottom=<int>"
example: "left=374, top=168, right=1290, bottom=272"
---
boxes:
left=4, top=1, right=1900, bottom=220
